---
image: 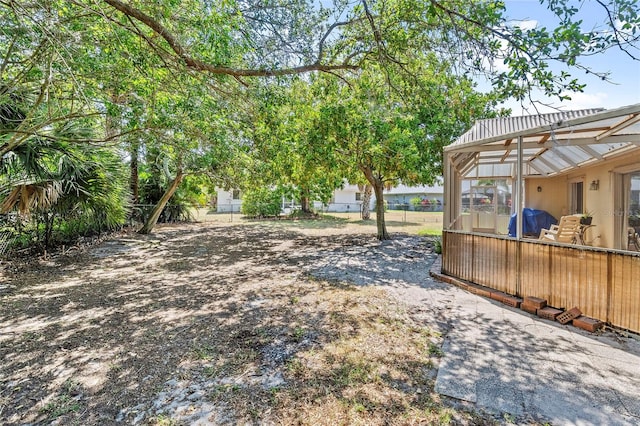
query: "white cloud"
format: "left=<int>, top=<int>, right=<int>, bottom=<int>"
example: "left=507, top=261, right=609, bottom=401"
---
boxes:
left=488, top=20, right=539, bottom=73
left=615, top=19, right=640, bottom=37
left=515, top=19, right=538, bottom=31
left=559, top=91, right=610, bottom=109
left=498, top=91, right=611, bottom=116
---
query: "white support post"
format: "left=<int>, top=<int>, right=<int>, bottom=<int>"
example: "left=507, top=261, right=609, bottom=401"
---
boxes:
left=515, top=135, right=524, bottom=296
left=443, top=152, right=451, bottom=229
left=516, top=135, right=524, bottom=240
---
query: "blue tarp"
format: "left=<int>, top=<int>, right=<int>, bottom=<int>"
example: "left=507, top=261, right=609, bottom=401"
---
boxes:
left=508, top=208, right=557, bottom=237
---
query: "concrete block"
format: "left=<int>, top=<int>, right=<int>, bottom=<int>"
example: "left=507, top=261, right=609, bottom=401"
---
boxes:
left=537, top=306, right=563, bottom=321
left=524, top=296, right=547, bottom=310
left=573, top=316, right=604, bottom=333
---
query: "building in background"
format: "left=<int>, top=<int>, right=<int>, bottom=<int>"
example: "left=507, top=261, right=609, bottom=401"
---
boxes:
left=216, top=183, right=445, bottom=214
left=215, top=189, right=243, bottom=213
left=383, top=184, right=444, bottom=211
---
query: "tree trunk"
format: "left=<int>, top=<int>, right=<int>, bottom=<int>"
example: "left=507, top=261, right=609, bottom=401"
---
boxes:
left=44, top=211, right=55, bottom=249
left=361, top=167, right=389, bottom=240
left=130, top=141, right=140, bottom=204
left=138, top=169, right=184, bottom=234
left=361, top=184, right=372, bottom=220
left=300, top=188, right=311, bottom=213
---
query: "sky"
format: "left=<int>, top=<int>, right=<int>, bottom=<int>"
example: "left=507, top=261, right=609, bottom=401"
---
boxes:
left=494, top=0, right=640, bottom=115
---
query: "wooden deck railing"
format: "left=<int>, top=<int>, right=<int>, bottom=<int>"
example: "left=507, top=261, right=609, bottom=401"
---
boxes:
left=442, top=230, right=640, bottom=334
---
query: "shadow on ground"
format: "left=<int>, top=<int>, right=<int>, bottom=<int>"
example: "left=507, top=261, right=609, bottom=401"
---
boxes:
left=0, top=223, right=473, bottom=425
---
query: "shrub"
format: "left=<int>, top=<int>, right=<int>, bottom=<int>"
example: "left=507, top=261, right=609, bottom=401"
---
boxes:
left=241, top=187, right=282, bottom=218
left=433, top=237, right=442, bottom=254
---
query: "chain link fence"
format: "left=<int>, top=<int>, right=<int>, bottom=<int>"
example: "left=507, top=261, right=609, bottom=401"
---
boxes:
left=191, top=203, right=443, bottom=225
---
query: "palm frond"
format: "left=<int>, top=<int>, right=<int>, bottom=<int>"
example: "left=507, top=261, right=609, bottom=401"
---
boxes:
left=0, top=181, right=63, bottom=214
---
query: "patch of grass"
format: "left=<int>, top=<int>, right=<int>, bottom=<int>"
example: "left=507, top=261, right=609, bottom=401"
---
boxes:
left=203, top=366, right=219, bottom=377
left=233, top=348, right=258, bottom=364
left=209, top=383, right=242, bottom=400
left=417, top=229, right=442, bottom=237
left=21, top=331, right=40, bottom=341
left=417, top=233, right=442, bottom=254
left=40, top=380, right=83, bottom=420
left=151, top=414, right=180, bottom=426
left=291, top=326, right=305, bottom=342
left=285, top=358, right=307, bottom=378
left=439, top=408, right=453, bottom=424
left=192, top=344, right=216, bottom=360
left=245, top=286, right=489, bottom=424
left=433, top=236, right=443, bottom=254
left=268, top=386, right=282, bottom=405
left=350, top=400, right=368, bottom=413
left=428, top=342, right=445, bottom=358
left=332, top=358, right=378, bottom=386
left=40, top=394, right=81, bottom=418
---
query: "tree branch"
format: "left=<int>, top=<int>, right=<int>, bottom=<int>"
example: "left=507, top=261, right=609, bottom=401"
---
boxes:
left=102, top=0, right=358, bottom=77
left=595, top=0, right=640, bottom=60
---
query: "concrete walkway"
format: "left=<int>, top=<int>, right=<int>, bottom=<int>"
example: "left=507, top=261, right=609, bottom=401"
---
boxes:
left=305, top=235, right=640, bottom=425
left=388, top=259, right=640, bottom=425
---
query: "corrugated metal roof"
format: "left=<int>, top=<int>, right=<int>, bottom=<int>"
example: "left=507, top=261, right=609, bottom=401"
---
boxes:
left=446, top=103, right=640, bottom=179
left=452, top=109, right=603, bottom=147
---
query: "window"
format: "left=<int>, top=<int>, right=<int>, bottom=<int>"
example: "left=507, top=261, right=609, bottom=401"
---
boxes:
left=232, top=189, right=241, bottom=200
left=613, top=168, right=640, bottom=250
left=355, top=192, right=362, bottom=201
left=630, top=173, right=640, bottom=218
left=569, top=181, right=584, bottom=214
left=626, top=172, right=640, bottom=250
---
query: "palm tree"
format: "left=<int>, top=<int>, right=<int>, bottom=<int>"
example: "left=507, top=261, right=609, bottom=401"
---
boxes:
left=0, top=130, right=129, bottom=249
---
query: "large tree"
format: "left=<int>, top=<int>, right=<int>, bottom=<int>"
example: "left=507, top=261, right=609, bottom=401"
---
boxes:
left=133, top=79, right=242, bottom=234
left=81, top=0, right=639, bottom=99
left=309, top=62, right=501, bottom=239
left=3, top=0, right=638, bottom=238
left=248, top=79, right=346, bottom=213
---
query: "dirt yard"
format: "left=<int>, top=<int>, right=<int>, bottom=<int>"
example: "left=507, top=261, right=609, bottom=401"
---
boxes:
left=0, top=219, right=493, bottom=425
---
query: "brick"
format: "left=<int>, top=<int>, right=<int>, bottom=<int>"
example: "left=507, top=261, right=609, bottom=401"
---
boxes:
left=501, top=295, right=522, bottom=308
left=462, top=282, right=480, bottom=292
left=557, top=307, right=582, bottom=325
left=488, top=291, right=522, bottom=308
left=490, top=291, right=509, bottom=302
left=537, top=306, right=563, bottom=321
left=573, top=316, right=604, bottom=333
left=457, top=282, right=471, bottom=291
left=465, top=282, right=481, bottom=294
left=524, top=296, right=547, bottom=310
left=521, top=302, right=538, bottom=315
left=474, top=287, right=493, bottom=298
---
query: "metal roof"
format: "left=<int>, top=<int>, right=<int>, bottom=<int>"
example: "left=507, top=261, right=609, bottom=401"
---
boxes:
left=446, top=103, right=640, bottom=179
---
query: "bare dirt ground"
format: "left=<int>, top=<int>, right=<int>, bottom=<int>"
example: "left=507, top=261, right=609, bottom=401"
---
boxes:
left=0, top=219, right=492, bottom=425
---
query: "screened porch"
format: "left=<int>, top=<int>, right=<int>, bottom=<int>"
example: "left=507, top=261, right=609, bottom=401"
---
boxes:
left=442, top=104, right=640, bottom=333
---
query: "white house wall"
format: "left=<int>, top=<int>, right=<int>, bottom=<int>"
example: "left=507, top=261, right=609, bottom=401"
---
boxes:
left=324, top=185, right=374, bottom=212
left=216, top=183, right=444, bottom=214
left=216, top=189, right=243, bottom=213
